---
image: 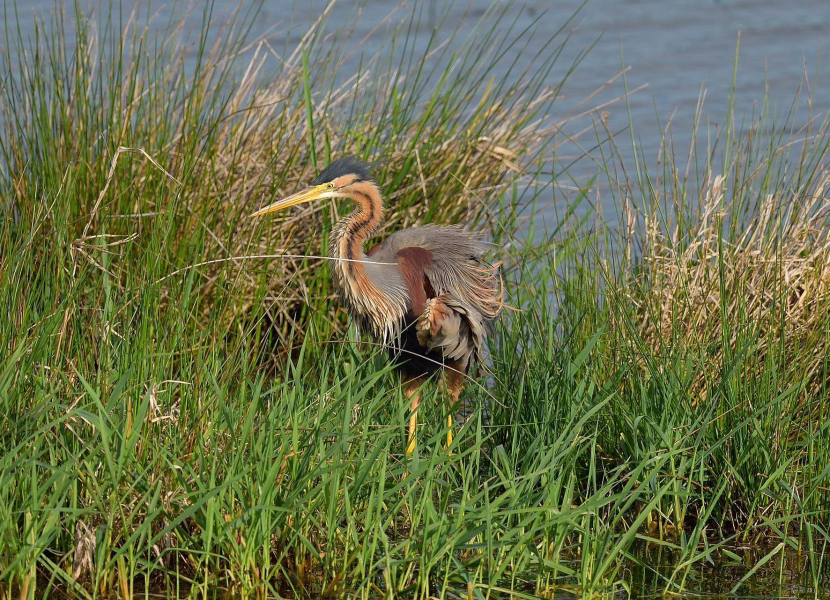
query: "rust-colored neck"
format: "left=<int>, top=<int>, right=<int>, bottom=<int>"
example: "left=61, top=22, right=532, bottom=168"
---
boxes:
left=331, top=180, right=384, bottom=261
left=327, top=180, right=404, bottom=339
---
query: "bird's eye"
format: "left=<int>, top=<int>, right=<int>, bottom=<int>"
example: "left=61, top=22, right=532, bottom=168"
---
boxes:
left=326, top=182, right=335, bottom=189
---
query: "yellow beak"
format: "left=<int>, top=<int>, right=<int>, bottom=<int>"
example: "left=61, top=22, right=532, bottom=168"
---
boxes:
left=250, top=184, right=330, bottom=218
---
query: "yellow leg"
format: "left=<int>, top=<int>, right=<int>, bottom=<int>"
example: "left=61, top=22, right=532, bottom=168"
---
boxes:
left=407, top=409, right=419, bottom=455
left=403, top=377, right=424, bottom=456
left=446, top=413, right=454, bottom=454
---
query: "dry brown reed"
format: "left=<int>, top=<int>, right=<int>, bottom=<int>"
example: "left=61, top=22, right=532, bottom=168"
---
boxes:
left=620, top=171, right=830, bottom=402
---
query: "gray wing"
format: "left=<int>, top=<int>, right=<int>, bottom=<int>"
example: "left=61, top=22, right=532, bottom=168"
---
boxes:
left=370, top=225, right=502, bottom=367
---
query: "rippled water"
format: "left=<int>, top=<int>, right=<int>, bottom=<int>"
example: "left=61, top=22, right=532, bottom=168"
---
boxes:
left=13, top=0, right=828, bottom=181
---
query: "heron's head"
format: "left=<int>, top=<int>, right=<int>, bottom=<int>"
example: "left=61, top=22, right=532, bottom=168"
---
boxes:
left=251, top=156, right=376, bottom=217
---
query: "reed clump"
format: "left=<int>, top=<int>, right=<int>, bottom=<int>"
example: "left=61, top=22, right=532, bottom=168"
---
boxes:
left=623, top=172, right=830, bottom=401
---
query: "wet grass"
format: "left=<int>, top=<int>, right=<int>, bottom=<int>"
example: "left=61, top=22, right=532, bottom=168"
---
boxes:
left=1, top=1, right=830, bottom=598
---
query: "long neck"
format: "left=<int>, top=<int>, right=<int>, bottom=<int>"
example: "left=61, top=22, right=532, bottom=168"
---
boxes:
left=328, top=181, right=404, bottom=340
left=332, top=180, right=384, bottom=261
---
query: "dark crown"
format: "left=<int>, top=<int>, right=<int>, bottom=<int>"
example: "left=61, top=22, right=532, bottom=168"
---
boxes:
left=312, top=156, right=374, bottom=185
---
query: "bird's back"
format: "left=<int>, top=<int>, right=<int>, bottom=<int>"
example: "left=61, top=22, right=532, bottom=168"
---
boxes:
left=371, top=224, right=502, bottom=324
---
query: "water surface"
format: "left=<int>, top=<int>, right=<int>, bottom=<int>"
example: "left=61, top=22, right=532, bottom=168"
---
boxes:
left=13, top=0, right=827, bottom=187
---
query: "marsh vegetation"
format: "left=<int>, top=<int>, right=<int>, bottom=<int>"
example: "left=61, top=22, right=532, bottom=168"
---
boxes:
left=1, top=2, right=829, bottom=598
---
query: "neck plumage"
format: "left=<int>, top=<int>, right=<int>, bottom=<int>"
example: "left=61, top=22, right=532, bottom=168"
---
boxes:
left=329, top=180, right=384, bottom=263
left=328, top=180, right=404, bottom=339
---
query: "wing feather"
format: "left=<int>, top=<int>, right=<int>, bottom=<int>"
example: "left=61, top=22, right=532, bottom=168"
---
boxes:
left=381, top=226, right=502, bottom=368
left=379, top=225, right=501, bottom=319
left=396, top=247, right=435, bottom=316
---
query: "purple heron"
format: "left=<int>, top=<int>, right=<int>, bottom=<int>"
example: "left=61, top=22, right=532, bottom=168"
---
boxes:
left=252, top=156, right=502, bottom=454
